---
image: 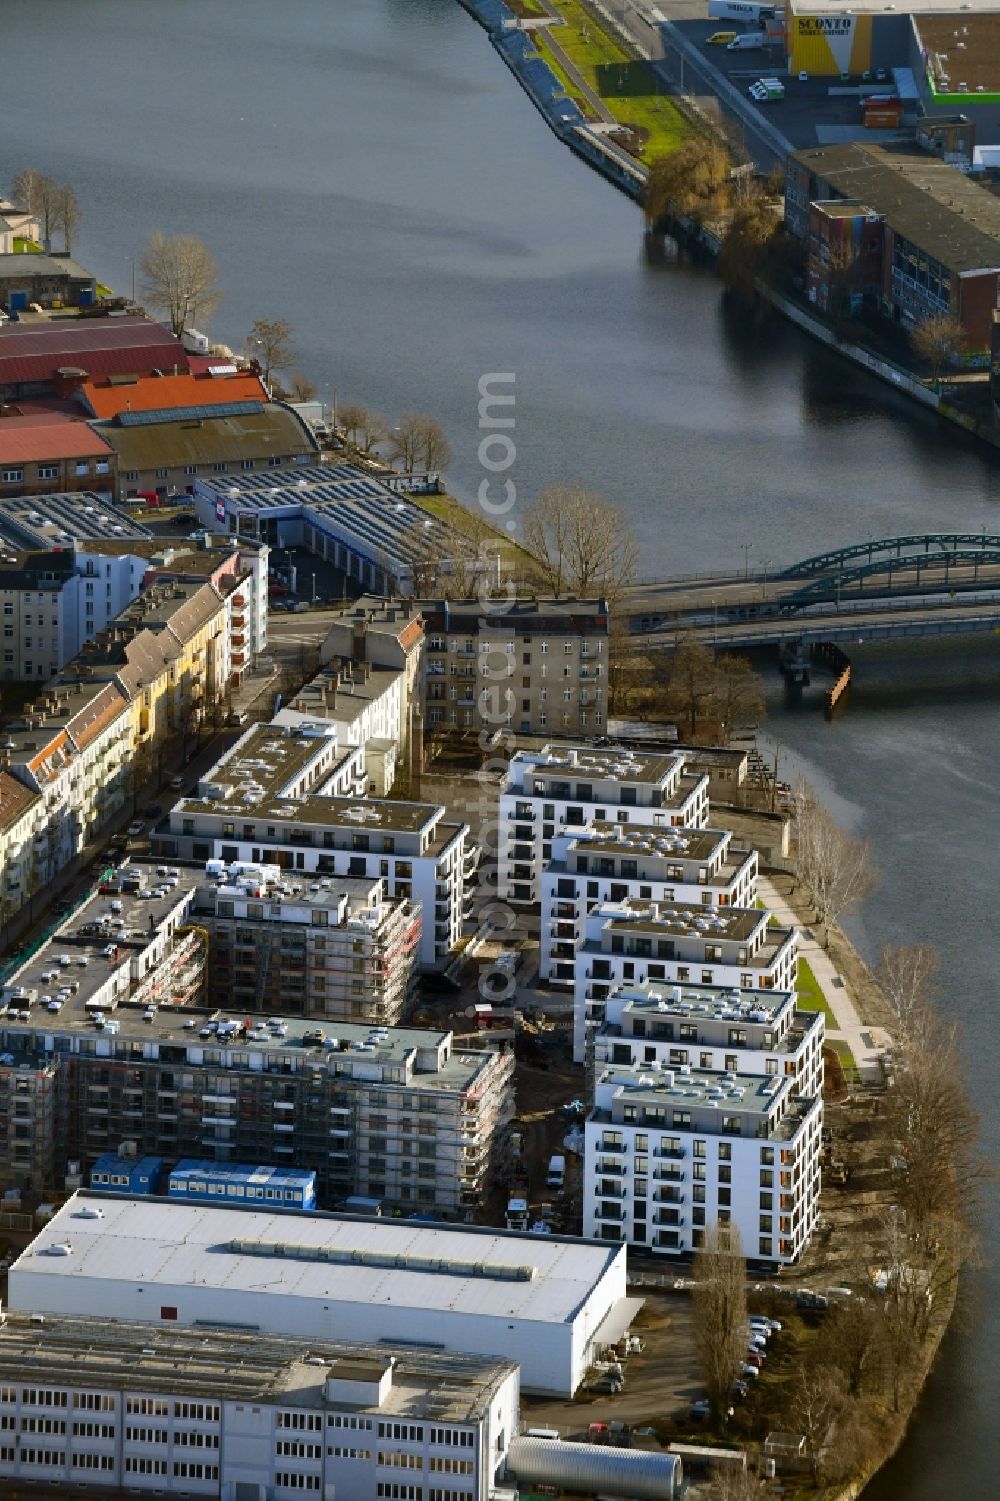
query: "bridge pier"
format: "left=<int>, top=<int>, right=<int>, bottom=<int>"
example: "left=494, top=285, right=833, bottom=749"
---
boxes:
left=811, top=642, right=853, bottom=718
left=778, top=640, right=810, bottom=687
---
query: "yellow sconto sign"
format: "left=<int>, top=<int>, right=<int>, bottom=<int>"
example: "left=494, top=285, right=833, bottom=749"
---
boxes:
left=790, top=14, right=873, bottom=76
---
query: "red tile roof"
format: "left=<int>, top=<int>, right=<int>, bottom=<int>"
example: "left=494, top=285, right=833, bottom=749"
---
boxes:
left=0, top=413, right=113, bottom=463
left=0, top=317, right=188, bottom=389
left=81, top=369, right=268, bottom=420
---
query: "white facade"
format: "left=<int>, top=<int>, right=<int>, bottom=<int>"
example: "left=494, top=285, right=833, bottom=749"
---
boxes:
left=583, top=1062, right=822, bottom=1264
left=573, top=901, right=799, bottom=1062
left=0, top=1313, right=519, bottom=1501
left=163, top=753, right=473, bottom=969
left=13, top=1196, right=631, bottom=1398
left=541, top=821, right=758, bottom=986
left=500, top=743, right=710, bottom=903
left=589, top=979, right=825, bottom=1096
left=0, top=547, right=149, bottom=682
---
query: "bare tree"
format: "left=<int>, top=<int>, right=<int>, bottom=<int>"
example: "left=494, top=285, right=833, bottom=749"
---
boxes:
left=910, top=312, right=966, bottom=380
left=714, top=652, right=765, bottom=737
left=140, top=231, right=221, bottom=336
left=692, top=1221, right=748, bottom=1423
left=339, top=404, right=386, bottom=455
left=645, top=138, right=730, bottom=227
left=793, top=781, right=876, bottom=947
left=53, top=183, right=82, bottom=255
left=702, top=1467, right=768, bottom=1501
left=10, top=167, right=63, bottom=246
left=608, top=615, right=654, bottom=717
left=870, top=942, right=937, bottom=1056
left=244, top=318, right=295, bottom=386
left=883, top=1003, right=985, bottom=1239
left=522, top=482, right=637, bottom=606
left=415, top=416, right=451, bottom=473
left=822, top=1295, right=884, bottom=1399
left=288, top=373, right=317, bottom=402
left=787, top=1365, right=844, bottom=1476
left=660, top=635, right=720, bottom=738
left=389, top=414, right=423, bottom=472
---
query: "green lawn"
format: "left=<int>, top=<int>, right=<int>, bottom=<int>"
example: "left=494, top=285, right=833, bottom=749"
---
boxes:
left=796, top=956, right=838, bottom=1027
left=12, top=238, right=42, bottom=254
left=535, top=0, right=691, bottom=162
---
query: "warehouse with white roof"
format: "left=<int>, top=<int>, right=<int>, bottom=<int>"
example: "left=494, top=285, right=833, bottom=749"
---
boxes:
left=9, top=1193, right=635, bottom=1397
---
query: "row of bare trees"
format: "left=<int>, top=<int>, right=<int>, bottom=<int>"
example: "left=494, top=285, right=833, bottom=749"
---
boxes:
left=792, top=780, right=876, bottom=947
left=11, top=167, right=81, bottom=253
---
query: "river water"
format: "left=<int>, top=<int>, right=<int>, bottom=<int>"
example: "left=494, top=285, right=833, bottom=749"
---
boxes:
left=5, top=0, right=998, bottom=1490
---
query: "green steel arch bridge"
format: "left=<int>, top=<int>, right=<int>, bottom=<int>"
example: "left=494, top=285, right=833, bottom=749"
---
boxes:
left=627, top=533, right=1000, bottom=651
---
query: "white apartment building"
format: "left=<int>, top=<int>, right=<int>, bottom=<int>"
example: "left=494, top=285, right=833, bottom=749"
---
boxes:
left=0, top=546, right=152, bottom=681
left=541, top=821, right=758, bottom=985
left=0, top=1312, right=519, bottom=1501
left=282, top=661, right=409, bottom=795
left=572, top=900, right=799, bottom=1060
left=583, top=1061, right=822, bottom=1264
left=158, top=722, right=473, bottom=967
left=0, top=770, right=45, bottom=930
left=589, top=979, right=825, bottom=1096
left=499, top=743, right=710, bottom=903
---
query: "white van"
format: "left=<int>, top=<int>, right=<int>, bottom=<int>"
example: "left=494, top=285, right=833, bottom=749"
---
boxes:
left=546, top=1154, right=566, bottom=1189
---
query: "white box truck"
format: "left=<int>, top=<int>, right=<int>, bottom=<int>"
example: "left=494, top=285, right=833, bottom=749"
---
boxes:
left=708, top=1, right=776, bottom=22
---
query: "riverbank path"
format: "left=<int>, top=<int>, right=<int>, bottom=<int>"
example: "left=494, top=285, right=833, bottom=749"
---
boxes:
left=535, top=2, right=619, bottom=125
left=758, top=876, right=888, bottom=1085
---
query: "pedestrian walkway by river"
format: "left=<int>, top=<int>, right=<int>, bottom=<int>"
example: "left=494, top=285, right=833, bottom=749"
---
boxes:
left=758, top=875, right=889, bottom=1083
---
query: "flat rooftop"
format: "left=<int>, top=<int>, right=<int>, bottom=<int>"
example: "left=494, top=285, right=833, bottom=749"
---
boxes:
left=175, top=788, right=443, bottom=836
left=563, top=823, right=728, bottom=863
left=598, top=899, right=767, bottom=944
left=1, top=861, right=203, bottom=1011
left=597, top=1061, right=789, bottom=1115
left=420, top=597, right=609, bottom=630
left=15, top=1193, right=624, bottom=1327
left=789, top=0, right=994, bottom=12
left=603, top=978, right=796, bottom=1026
left=515, top=743, right=686, bottom=788
left=0, top=1311, right=514, bottom=1419
left=0, top=491, right=153, bottom=549
left=793, top=140, right=1000, bottom=274
left=918, top=13, right=1000, bottom=95
left=197, top=718, right=349, bottom=801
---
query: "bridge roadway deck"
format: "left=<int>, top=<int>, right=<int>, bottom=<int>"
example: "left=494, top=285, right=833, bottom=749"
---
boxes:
left=627, top=560, right=1000, bottom=622
left=637, top=597, right=1000, bottom=649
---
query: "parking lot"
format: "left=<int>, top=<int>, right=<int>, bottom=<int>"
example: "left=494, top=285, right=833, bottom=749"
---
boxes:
left=671, top=19, right=908, bottom=152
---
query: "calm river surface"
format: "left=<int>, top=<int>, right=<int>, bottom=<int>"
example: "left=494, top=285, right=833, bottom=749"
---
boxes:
left=5, top=0, right=998, bottom=1490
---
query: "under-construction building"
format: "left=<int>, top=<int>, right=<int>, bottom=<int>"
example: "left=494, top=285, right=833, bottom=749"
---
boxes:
left=193, top=863, right=421, bottom=1025
left=0, top=862, right=513, bottom=1215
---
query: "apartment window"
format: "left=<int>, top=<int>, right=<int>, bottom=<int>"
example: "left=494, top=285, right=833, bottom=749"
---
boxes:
left=38, top=464, right=58, bottom=480
left=2, top=469, right=22, bottom=483
left=213, top=462, right=229, bottom=473
left=241, top=458, right=256, bottom=470
left=125, top=470, right=139, bottom=481
left=155, top=468, right=169, bottom=479
left=184, top=465, right=198, bottom=476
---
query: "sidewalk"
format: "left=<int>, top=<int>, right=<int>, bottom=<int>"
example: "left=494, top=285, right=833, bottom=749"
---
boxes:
left=758, top=876, right=888, bottom=1084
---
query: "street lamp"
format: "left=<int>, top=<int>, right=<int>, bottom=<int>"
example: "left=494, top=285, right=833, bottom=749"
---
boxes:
left=762, top=558, right=772, bottom=603
left=740, top=543, right=752, bottom=580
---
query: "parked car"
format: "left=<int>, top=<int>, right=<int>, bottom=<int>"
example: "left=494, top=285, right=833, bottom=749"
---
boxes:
left=126, top=820, right=144, bottom=836
left=168, top=775, right=185, bottom=791
left=689, top=1399, right=710, bottom=1421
